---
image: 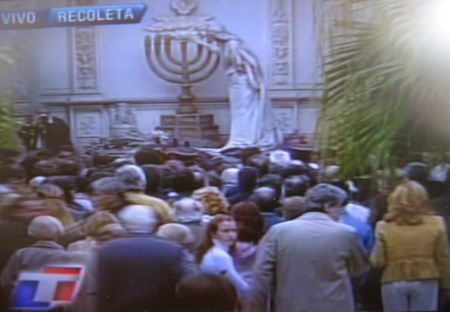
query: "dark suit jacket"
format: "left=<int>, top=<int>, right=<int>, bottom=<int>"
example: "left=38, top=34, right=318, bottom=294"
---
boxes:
left=97, top=234, right=184, bottom=312
left=431, top=189, right=450, bottom=244
left=0, top=220, right=35, bottom=311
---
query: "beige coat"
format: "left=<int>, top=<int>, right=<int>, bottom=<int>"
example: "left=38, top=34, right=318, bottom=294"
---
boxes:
left=251, top=212, right=368, bottom=312
left=370, top=215, right=450, bottom=289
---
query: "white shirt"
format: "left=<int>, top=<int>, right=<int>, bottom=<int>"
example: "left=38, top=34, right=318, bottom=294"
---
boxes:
left=200, top=239, right=250, bottom=294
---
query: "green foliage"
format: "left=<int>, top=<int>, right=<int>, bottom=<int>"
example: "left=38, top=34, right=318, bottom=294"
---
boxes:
left=0, top=46, right=16, bottom=152
left=316, top=0, right=450, bottom=182
left=0, top=95, right=15, bottom=150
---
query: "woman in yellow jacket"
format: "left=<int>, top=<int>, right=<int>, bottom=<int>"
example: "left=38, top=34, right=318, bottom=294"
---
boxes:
left=370, top=180, right=450, bottom=311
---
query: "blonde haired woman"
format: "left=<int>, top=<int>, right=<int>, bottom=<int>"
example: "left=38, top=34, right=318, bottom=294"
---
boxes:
left=370, top=181, right=450, bottom=311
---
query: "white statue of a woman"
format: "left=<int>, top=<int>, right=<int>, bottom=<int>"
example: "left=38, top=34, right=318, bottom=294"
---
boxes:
left=219, top=38, right=279, bottom=151
left=173, top=26, right=279, bottom=150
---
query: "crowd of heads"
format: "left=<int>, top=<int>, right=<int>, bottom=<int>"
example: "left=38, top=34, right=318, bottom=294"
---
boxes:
left=0, top=142, right=449, bottom=311
left=1, top=144, right=448, bottom=251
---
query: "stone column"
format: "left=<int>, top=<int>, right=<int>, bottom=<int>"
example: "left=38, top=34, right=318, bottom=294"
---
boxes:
left=270, top=0, right=294, bottom=87
left=72, top=0, right=99, bottom=93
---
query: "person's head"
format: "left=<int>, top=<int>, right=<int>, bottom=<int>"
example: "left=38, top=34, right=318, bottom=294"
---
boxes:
left=44, top=176, right=78, bottom=204
left=89, top=177, right=126, bottom=212
left=109, top=158, right=135, bottom=168
left=37, top=112, right=49, bottom=123
left=156, top=223, right=194, bottom=247
left=250, top=186, right=279, bottom=213
left=238, top=167, right=258, bottom=191
left=303, top=183, right=348, bottom=221
left=246, top=154, right=269, bottom=176
left=140, top=165, right=162, bottom=194
left=279, top=162, right=309, bottom=178
left=257, top=174, right=283, bottom=195
left=85, top=169, right=114, bottom=184
left=85, top=211, right=120, bottom=238
left=220, top=167, right=240, bottom=191
left=92, top=153, right=113, bottom=167
left=280, top=196, right=305, bottom=220
left=176, top=274, right=239, bottom=312
left=269, top=150, right=291, bottom=173
left=116, top=165, right=147, bottom=192
left=41, top=199, right=74, bottom=227
left=283, top=175, right=310, bottom=197
left=404, top=162, right=429, bottom=186
left=172, top=197, right=204, bottom=223
left=134, top=145, right=165, bottom=166
left=166, top=169, right=196, bottom=193
left=36, top=184, right=64, bottom=200
left=0, top=195, right=45, bottom=223
left=188, top=166, right=207, bottom=190
left=384, top=180, right=430, bottom=225
left=95, top=223, right=126, bottom=242
left=231, top=201, right=264, bottom=239
left=322, top=165, right=341, bottom=183
left=191, top=186, right=229, bottom=216
left=117, top=205, right=158, bottom=234
left=28, top=215, right=64, bottom=241
left=196, top=215, right=237, bottom=263
left=29, top=176, right=46, bottom=191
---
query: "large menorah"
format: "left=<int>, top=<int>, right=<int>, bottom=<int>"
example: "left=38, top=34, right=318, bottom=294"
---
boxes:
left=145, top=34, right=220, bottom=114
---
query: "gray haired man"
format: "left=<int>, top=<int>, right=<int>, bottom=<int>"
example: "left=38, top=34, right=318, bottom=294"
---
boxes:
left=251, top=183, right=368, bottom=312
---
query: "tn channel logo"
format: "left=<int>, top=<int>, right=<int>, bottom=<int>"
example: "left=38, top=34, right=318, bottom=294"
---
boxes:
left=11, top=266, right=84, bottom=310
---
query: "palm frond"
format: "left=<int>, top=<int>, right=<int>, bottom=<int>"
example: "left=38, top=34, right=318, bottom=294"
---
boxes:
left=316, top=0, right=449, bottom=184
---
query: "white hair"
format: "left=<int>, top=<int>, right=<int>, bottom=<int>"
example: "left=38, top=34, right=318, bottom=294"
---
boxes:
left=117, top=205, right=157, bottom=234
left=172, top=198, right=204, bottom=223
left=156, top=223, right=194, bottom=246
left=28, top=215, right=64, bottom=240
left=116, top=165, right=147, bottom=191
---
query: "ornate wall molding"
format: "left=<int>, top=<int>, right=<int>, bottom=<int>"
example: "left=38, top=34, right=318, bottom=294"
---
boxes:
left=72, top=0, right=99, bottom=93
left=270, top=0, right=294, bottom=87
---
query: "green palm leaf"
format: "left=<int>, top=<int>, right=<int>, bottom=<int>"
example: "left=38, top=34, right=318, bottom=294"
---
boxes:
left=315, top=0, right=449, bottom=187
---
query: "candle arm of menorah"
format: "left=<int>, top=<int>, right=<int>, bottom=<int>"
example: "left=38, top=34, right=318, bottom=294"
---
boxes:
left=157, top=37, right=216, bottom=81
left=145, top=36, right=184, bottom=83
left=144, top=34, right=221, bottom=114
left=188, top=55, right=221, bottom=84
left=163, top=36, right=205, bottom=67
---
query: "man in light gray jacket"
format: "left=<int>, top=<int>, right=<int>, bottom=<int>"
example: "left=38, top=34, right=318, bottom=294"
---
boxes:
left=251, top=183, right=369, bottom=312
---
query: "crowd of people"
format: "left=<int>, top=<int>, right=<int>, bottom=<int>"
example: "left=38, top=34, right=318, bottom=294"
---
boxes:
left=0, top=144, right=450, bottom=312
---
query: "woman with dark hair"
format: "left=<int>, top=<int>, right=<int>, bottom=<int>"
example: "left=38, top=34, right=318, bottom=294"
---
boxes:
left=196, top=215, right=249, bottom=297
left=176, top=273, right=239, bottom=312
left=231, top=201, right=264, bottom=240
left=230, top=201, right=264, bottom=289
left=370, top=180, right=450, bottom=312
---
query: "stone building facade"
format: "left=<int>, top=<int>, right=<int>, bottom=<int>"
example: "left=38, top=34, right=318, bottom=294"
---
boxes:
left=1, top=0, right=321, bottom=151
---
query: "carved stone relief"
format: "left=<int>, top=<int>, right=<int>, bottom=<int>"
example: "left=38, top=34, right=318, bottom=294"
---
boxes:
left=270, top=0, right=294, bottom=86
left=72, top=0, right=98, bottom=92
left=75, top=111, right=102, bottom=137
left=273, top=102, right=297, bottom=133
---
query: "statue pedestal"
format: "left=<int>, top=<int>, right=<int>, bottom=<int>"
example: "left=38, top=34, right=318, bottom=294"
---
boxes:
left=156, top=113, right=224, bottom=146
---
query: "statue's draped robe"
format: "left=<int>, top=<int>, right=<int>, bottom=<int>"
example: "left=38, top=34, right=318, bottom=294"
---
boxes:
left=220, top=40, right=279, bottom=151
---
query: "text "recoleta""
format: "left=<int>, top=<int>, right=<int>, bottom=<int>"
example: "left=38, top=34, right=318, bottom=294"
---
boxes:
left=0, top=4, right=146, bottom=30
left=56, top=7, right=134, bottom=23
left=49, top=4, right=147, bottom=26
